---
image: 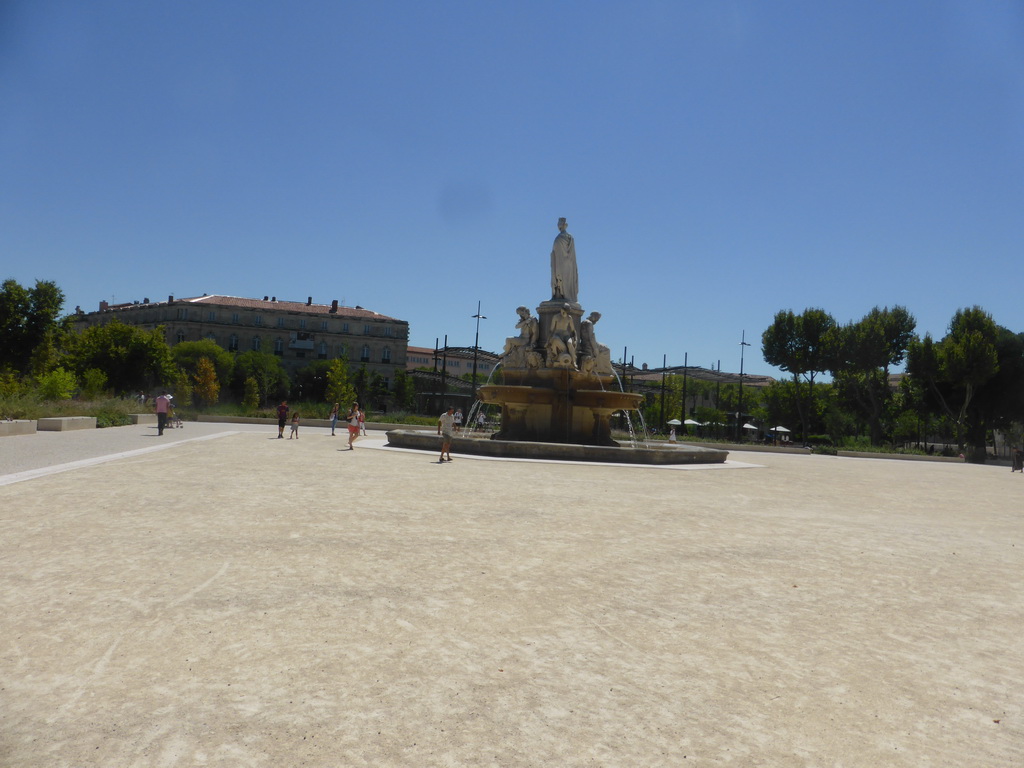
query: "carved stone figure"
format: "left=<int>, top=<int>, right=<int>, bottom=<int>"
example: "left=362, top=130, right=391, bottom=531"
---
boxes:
left=550, top=217, right=578, bottom=303
left=502, top=306, right=541, bottom=368
left=546, top=304, right=578, bottom=369
left=578, top=310, right=612, bottom=375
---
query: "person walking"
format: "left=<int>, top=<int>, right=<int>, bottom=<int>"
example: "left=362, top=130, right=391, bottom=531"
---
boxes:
left=359, top=406, right=367, bottom=436
left=154, top=391, right=171, bottom=436
left=454, top=408, right=463, bottom=433
left=329, top=403, right=340, bottom=436
left=346, top=402, right=360, bottom=450
left=438, top=406, right=456, bottom=463
left=289, top=411, right=300, bottom=439
left=276, top=400, right=289, bottom=439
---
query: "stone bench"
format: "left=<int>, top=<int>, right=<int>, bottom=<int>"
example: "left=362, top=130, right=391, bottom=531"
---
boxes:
left=37, top=416, right=97, bottom=432
left=131, top=414, right=158, bottom=425
left=0, top=420, right=37, bottom=437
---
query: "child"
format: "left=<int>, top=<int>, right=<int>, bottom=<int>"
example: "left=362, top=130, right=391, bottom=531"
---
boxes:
left=289, top=411, right=300, bottom=439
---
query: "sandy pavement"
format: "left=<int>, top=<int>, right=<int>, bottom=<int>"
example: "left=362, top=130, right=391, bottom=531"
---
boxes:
left=1, top=423, right=1021, bottom=766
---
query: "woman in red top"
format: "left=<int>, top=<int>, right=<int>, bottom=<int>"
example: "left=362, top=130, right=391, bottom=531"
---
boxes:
left=346, top=402, right=360, bottom=450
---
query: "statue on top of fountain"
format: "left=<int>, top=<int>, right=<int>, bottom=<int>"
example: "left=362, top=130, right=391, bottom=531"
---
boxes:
left=551, top=217, right=578, bottom=304
left=501, top=303, right=613, bottom=375
left=502, top=306, right=542, bottom=369
left=579, top=311, right=613, bottom=375
left=546, top=304, right=578, bottom=369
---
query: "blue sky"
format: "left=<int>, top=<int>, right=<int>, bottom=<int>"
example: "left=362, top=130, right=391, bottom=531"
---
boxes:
left=3, top=1, right=1023, bottom=377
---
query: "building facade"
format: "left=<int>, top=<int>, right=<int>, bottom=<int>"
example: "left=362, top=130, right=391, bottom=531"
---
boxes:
left=73, top=294, right=409, bottom=385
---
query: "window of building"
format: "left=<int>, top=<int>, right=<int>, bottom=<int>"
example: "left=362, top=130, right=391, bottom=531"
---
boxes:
left=318, top=342, right=327, bottom=359
left=337, top=345, right=347, bottom=357
left=207, top=311, right=216, bottom=322
left=177, top=308, right=188, bottom=320
left=360, top=345, right=371, bottom=362
left=274, top=338, right=284, bottom=355
left=384, top=325, right=394, bottom=337
left=299, top=319, right=307, bottom=329
left=205, top=332, right=216, bottom=343
left=382, top=348, right=391, bottom=363
left=255, top=315, right=263, bottom=326
left=277, top=317, right=285, bottom=328
left=252, top=336, right=261, bottom=351
left=228, top=334, right=239, bottom=352
left=232, top=313, right=240, bottom=324
left=342, top=323, right=349, bottom=333
left=176, top=330, right=186, bottom=343
left=320, top=320, right=328, bottom=331
left=363, top=324, right=371, bottom=335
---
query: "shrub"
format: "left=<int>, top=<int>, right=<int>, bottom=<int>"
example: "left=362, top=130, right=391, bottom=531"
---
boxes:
left=36, top=367, right=77, bottom=400
left=81, top=368, right=108, bottom=399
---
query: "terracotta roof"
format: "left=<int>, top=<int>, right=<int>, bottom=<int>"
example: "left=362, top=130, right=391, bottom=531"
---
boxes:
left=114, top=294, right=404, bottom=323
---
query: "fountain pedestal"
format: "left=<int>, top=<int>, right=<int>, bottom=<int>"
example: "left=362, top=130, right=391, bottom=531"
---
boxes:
left=478, top=368, right=642, bottom=446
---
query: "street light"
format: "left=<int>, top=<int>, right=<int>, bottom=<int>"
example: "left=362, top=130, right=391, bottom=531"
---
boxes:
left=471, top=300, right=487, bottom=399
left=738, top=330, right=751, bottom=441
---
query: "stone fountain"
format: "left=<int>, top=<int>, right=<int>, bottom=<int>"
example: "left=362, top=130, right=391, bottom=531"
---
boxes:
left=387, top=219, right=727, bottom=465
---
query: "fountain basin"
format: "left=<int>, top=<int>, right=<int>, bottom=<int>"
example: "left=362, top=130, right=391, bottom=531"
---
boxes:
left=478, top=382, right=643, bottom=446
left=385, top=429, right=729, bottom=465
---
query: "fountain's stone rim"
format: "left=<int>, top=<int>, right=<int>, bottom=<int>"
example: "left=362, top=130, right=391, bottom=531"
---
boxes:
left=385, top=429, right=728, bottom=465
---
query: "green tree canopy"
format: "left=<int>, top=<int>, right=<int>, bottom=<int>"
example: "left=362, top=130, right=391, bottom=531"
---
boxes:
left=66, top=319, right=177, bottom=395
left=324, top=357, right=356, bottom=410
left=828, top=306, right=916, bottom=445
left=907, top=306, right=1000, bottom=459
left=761, top=307, right=836, bottom=442
left=0, top=278, right=65, bottom=374
left=293, top=360, right=333, bottom=404
left=232, top=351, right=289, bottom=406
left=172, top=340, right=235, bottom=385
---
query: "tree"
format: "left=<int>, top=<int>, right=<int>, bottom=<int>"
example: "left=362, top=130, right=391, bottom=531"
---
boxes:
left=391, top=367, right=417, bottom=412
left=66, top=319, right=177, bottom=395
left=829, top=306, right=915, bottom=445
left=0, top=279, right=65, bottom=374
left=172, top=340, right=234, bottom=386
left=192, top=357, right=220, bottom=408
left=80, top=368, right=109, bottom=399
left=293, top=360, right=333, bottom=403
left=907, top=307, right=1001, bottom=461
left=368, top=372, right=390, bottom=410
left=762, top=308, right=836, bottom=443
left=325, top=357, right=356, bottom=410
left=352, top=364, right=370, bottom=406
left=232, top=351, right=288, bottom=406
left=36, top=367, right=77, bottom=400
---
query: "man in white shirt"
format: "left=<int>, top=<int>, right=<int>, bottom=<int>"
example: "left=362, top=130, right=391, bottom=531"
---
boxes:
left=437, top=406, right=456, bottom=463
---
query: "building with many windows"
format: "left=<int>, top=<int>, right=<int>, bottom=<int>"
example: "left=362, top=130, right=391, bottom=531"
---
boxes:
left=73, top=294, right=408, bottom=384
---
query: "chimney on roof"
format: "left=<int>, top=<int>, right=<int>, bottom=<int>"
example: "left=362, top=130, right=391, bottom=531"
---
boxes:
left=271, top=296, right=276, bottom=302
left=307, top=296, right=312, bottom=306
left=168, top=295, right=174, bottom=303
left=264, top=296, right=269, bottom=301
left=143, top=298, right=149, bottom=304
left=330, top=300, right=338, bottom=314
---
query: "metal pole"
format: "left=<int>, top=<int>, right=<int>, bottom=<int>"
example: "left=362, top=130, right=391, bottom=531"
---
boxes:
left=471, top=300, right=486, bottom=399
left=738, top=330, right=750, bottom=441
left=680, top=352, right=688, bottom=426
left=441, top=334, right=448, bottom=411
left=659, top=353, right=666, bottom=426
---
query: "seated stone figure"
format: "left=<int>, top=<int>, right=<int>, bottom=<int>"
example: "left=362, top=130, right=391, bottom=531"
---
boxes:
left=502, top=306, right=541, bottom=369
left=546, top=304, right=578, bottom=369
left=578, top=310, right=613, bottom=374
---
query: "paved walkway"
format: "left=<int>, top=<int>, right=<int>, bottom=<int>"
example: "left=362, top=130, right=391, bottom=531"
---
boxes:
left=1, top=423, right=1021, bottom=766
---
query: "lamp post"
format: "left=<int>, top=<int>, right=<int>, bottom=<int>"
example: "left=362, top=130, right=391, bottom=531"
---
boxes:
left=471, top=301, right=487, bottom=399
left=738, top=330, right=751, bottom=441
